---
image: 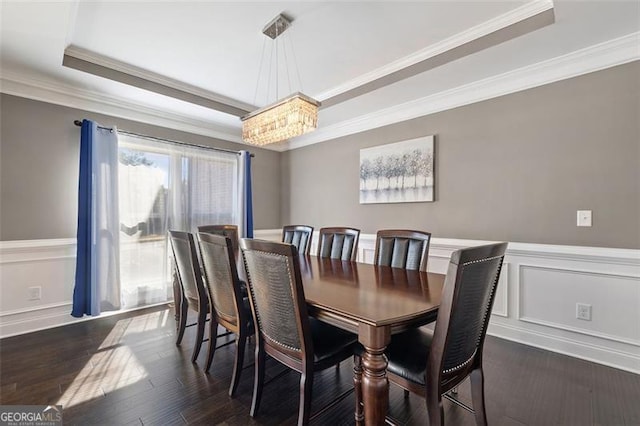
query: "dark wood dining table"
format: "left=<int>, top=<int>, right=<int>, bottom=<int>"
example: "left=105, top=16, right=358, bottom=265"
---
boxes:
left=298, top=255, right=445, bottom=426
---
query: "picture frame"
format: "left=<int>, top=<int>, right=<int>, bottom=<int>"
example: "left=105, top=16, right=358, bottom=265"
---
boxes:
left=359, top=135, right=435, bottom=204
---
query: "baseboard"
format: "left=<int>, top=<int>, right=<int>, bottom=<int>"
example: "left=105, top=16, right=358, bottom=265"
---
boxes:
left=488, top=322, right=640, bottom=375
left=0, top=301, right=171, bottom=339
left=0, top=302, right=76, bottom=338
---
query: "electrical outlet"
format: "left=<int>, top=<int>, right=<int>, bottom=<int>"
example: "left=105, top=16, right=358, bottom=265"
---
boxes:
left=576, top=303, right=592, bottom=321
left=28, top=286, right=41, bottom=301
left=577, top=210, right=592, bottom=227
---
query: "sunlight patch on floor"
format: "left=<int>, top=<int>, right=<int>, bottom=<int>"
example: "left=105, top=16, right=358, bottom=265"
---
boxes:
left=56, top=310, right=170, bottom=408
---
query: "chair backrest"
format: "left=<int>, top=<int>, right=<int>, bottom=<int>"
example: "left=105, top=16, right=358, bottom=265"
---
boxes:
left=374, top=229, right=431, bottom=271
left=169, top=231, right=208, bottom=310
left=282, top=225, right=314, bottom=256
left=197, top=232, right=245, bottom=327
left=428, top=242, right=508, bottom=390
left=197, top=225, right=239, bottom=258
left=240, top=239, right=312, bottom=362
left=317, top=227, right=360, bottom=261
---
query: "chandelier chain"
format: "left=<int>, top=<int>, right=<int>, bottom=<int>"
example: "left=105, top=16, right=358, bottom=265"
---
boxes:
left=265, top=40, right=275, bottom=106
left=253, top=36, right=268, bottom=106
left=283, top=32, right=292, bottom=96
left=287, top=32, right=304, bottom=92
left=275, top=22, right=279, bottom=100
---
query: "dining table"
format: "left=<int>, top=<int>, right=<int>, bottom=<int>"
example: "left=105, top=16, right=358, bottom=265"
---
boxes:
left=298, top=255, right=445, bottom=426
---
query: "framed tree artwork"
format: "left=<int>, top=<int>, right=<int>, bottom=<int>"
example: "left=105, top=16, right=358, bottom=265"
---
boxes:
left=359, top=135, right=435, bottom=204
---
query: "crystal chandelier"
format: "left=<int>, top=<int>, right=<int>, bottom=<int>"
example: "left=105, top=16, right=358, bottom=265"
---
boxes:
left=241, top=14, right=320, bottom=146
left=242, top=92, right=319, bottom=146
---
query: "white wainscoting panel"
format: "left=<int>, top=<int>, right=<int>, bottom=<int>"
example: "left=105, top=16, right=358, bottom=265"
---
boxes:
left=0, top=239, right=80, bottom=337
left=518, top=264, right=640, bottom=346
left=2, top=232, right=639, bottom=373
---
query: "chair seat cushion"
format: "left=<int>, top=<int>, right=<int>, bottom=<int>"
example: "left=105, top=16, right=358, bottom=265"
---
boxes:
left=309, top=318, right=357, bottom=367
left=355, top=327, right=433, bottom=386
left=387, top=327, right=433, bottom=386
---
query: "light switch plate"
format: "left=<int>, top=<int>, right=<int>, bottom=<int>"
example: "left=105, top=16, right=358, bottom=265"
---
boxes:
left=28, top=286, right=41, bottom=300
left=576, top=303, right=592, bottom=321
left=577, top=210, right=592, bottom=227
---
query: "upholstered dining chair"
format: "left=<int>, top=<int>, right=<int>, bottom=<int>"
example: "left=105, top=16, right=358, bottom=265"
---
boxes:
left=168, top=230, right=209, bottom=363
left=197, top=224, right=239, bottom=259
left=282, top=225, right=314, bottom=256
left=197, top=232, right=254, bottom=396
left=374, top=229, right=432, bottom=271
left=198, top=224, right=248, bottom=292
left=317, top=227, right=360, bottom=262
left=354, top=242, right=508, bottom=426
left=240, top=238, right=358, bottom=426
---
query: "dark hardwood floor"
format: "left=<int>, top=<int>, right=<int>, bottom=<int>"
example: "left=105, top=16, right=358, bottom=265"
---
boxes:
left=1, top=305, right=639, bottom=425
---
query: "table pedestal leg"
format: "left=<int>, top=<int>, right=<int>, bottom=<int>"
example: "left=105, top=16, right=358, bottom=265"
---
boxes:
left=358, top=325, right=390, bottom=426
left=354, top=356, right=364, bottom=425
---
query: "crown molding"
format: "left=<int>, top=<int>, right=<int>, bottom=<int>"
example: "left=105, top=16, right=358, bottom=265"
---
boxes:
left=284, top=31, right=640, bottom=151
left=314, top=0, right=554, bottom=102
left=0, top=69, right=250, bottom=145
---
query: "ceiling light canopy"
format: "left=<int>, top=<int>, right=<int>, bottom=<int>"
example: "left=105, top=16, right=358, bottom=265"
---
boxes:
left=241, top=14, right=320, bottom=146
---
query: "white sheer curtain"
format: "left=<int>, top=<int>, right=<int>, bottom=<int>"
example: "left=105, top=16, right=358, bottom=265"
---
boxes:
left=117, top=134, right=239, bottom=309
left=92, top=125, right=122, bottom=313
left=183, top=148, right=239, bottom=231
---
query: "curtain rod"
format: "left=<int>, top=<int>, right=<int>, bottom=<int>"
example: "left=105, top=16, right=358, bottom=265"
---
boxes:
left=73, top=120, right=254, bottom=157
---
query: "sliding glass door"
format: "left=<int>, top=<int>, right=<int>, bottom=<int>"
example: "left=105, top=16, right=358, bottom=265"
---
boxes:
left=117, top=135, right=238, bottom=309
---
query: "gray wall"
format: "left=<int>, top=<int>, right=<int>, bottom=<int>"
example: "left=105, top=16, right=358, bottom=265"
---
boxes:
left=3, top=62, right=639, bottom=248
left=281, top=62, right=640, bottom=249
left=0, top=94, right=281, bottom=240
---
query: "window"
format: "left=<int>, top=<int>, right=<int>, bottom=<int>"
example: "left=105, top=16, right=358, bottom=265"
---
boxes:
left=117, top=134, right=239, bottom=308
